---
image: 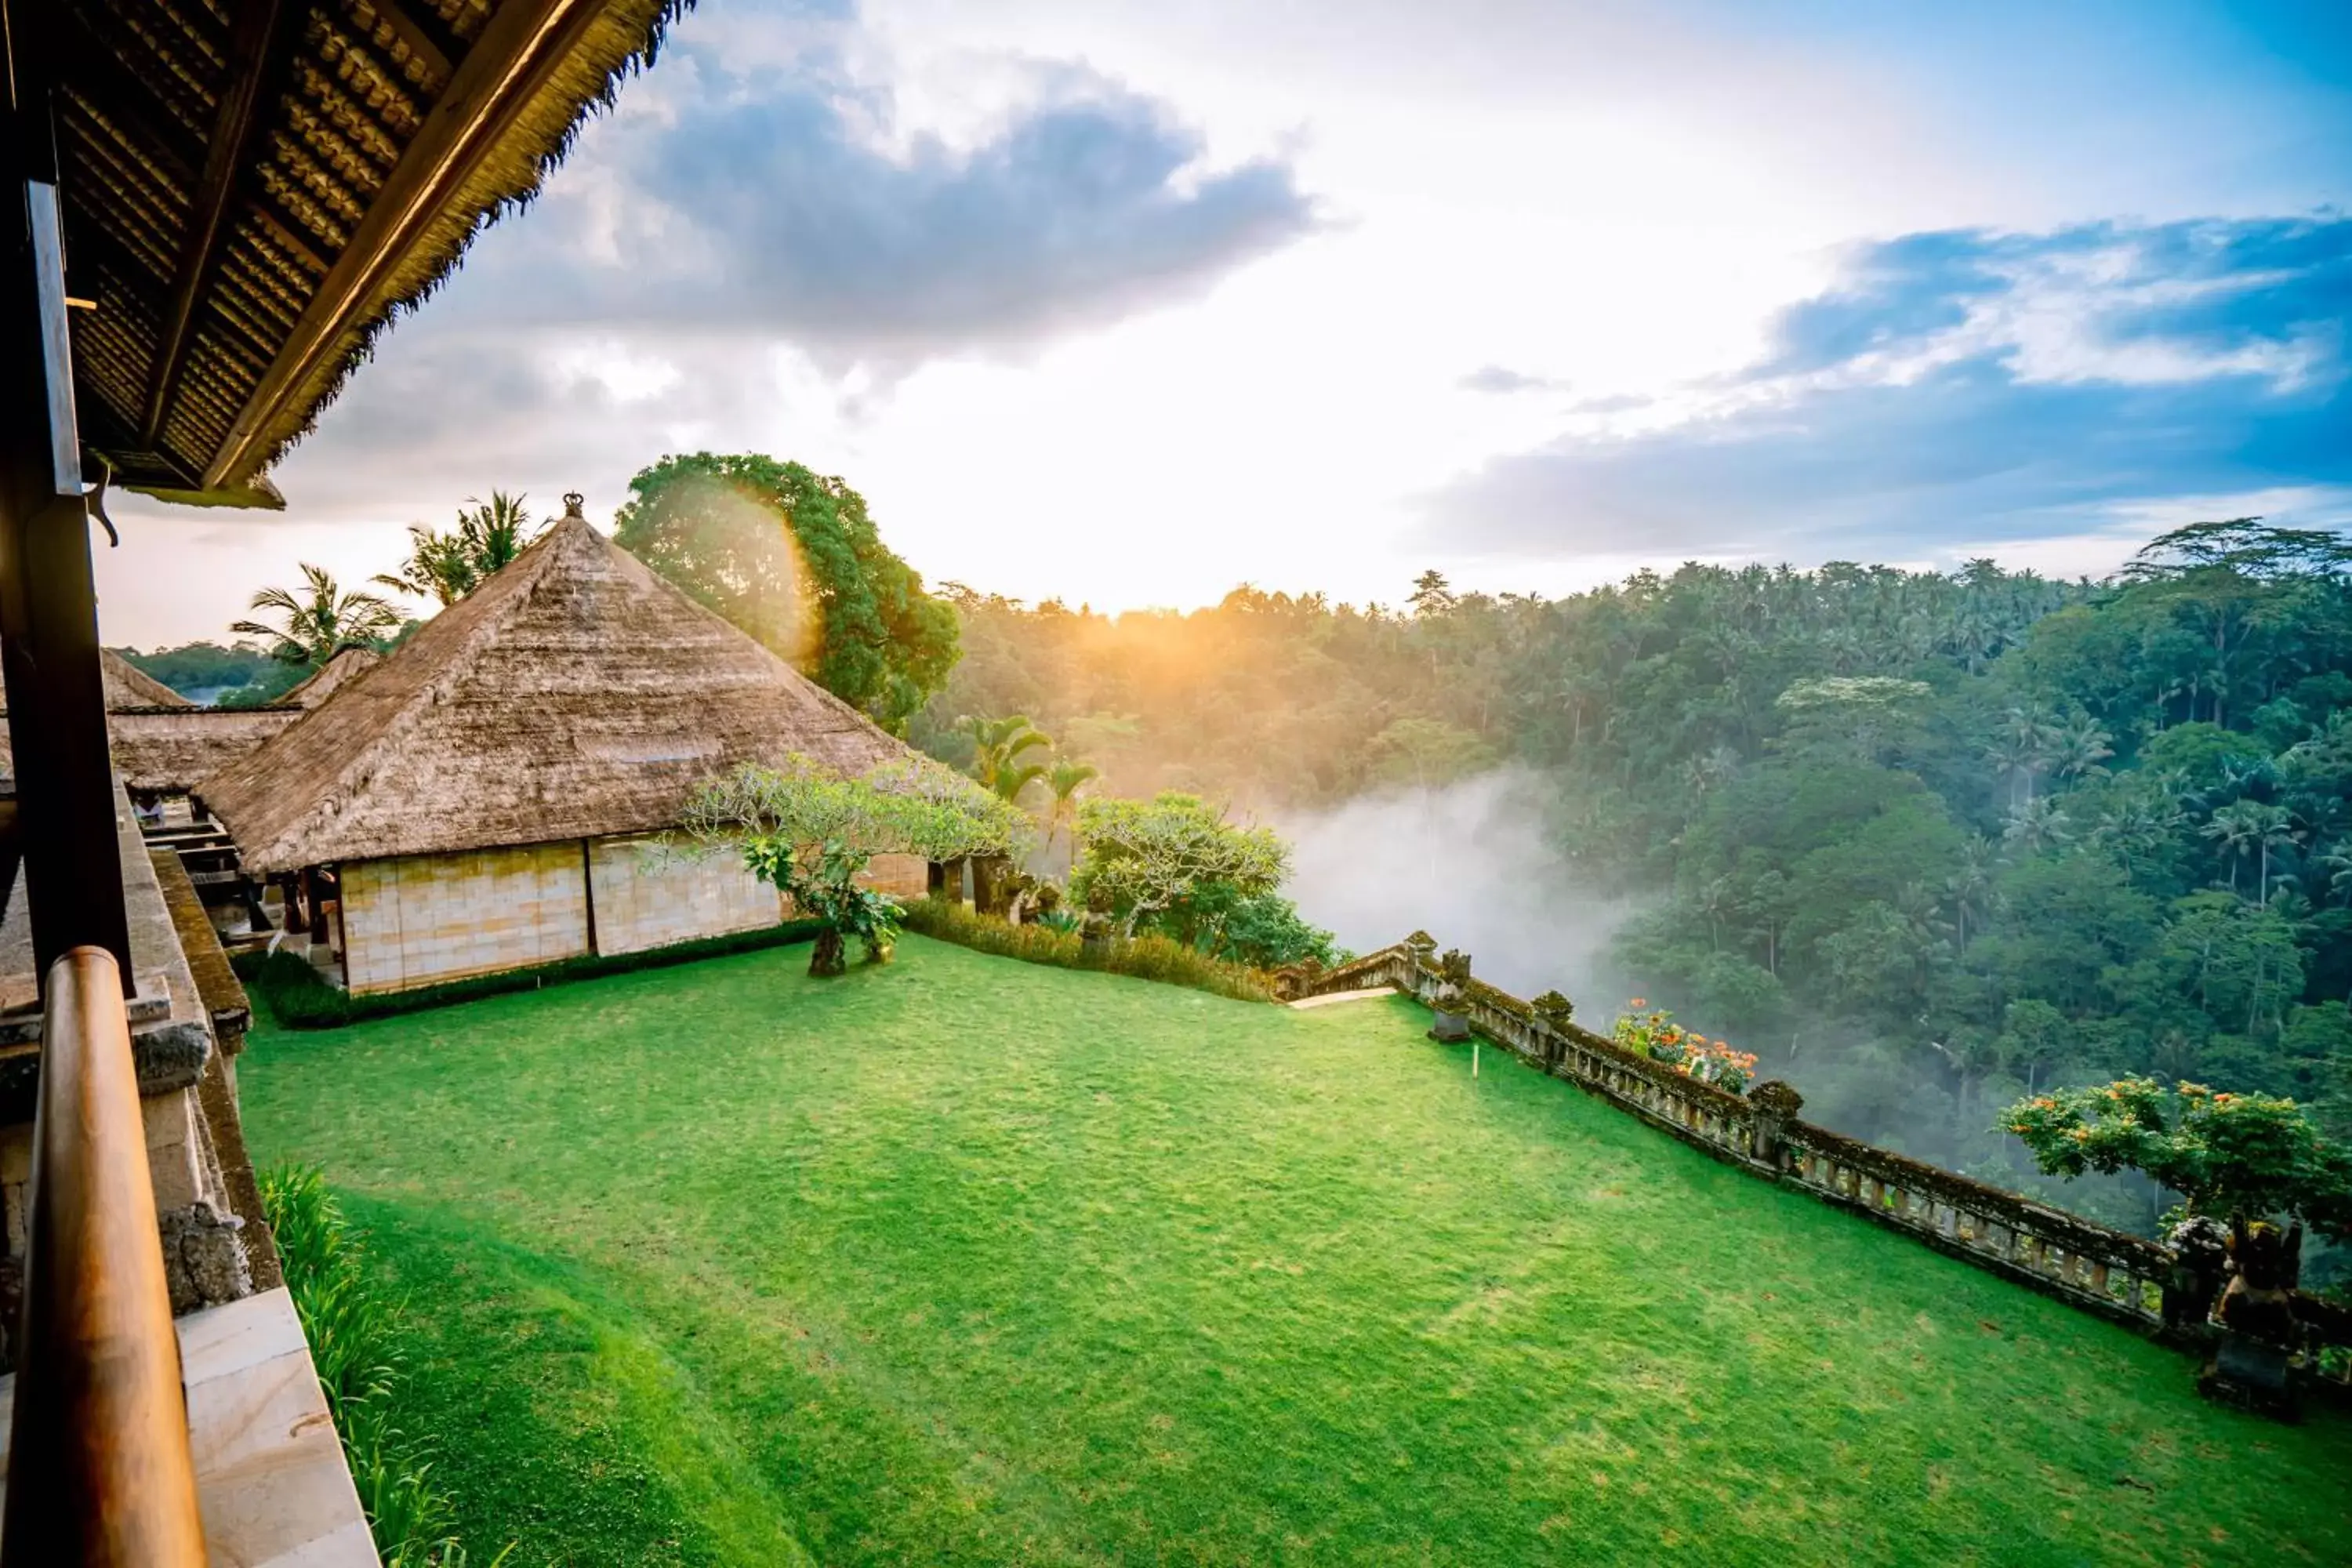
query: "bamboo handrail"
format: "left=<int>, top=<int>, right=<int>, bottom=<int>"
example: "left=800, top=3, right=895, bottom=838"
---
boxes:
left=1, top=947, right=207, bottom=1566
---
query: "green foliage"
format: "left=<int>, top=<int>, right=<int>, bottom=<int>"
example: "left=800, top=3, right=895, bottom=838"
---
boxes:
left=897, top=897, right=1274, bottom=1001
left=682, top=757, right=1030, bottom=974
left=614, top=452, right=959, bottom=731
left=1610, top=1002, right=1759, bottom=1091
left=376, top=492, right=543, bottom=607
left=2000, top=1077, right=2352, bottom=1236
left=960, top=713, right=1053, bottom=803
left=1072, top=792, right=1288, bottom=938
left=261, top=1163, right=501, bottom=1566
left=230, top=563, right=403, bottom=668
left=233, top=919, right=826, bottom=1029
left=1164, top=885, right=1340, bottom=969
left=240, top=941, right=2352, bottom=1566
left=111, top=640, right=281, bottom=699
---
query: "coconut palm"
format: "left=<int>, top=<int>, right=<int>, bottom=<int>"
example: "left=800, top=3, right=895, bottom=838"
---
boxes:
left=2002, top=797, right=2072, bottom=855
left=2201, top=803, right=2263, bottom=898
left=376, top=490, right=540, bottom=606
left=2049, top=717, right=2114, bottom=786
left=1041, top=759, right=1099, bottom=866
left=2241, top=801, right=2303, bottom=905
left=961, top=714, right=1053, bottom=804
left=230, top=564, right=401, bottom=668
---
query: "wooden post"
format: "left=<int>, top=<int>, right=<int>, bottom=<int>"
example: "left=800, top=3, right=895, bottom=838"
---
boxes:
left=0, top=59, right=131, bottom=993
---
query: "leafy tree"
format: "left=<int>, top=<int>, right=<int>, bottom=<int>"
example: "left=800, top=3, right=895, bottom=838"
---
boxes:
left=230, top=565, right=401, bottom=669
left=374, top=491, right=542, bottom=606
left=2002, top=1076, right=2352, bottom=1239
left=681, top=757, right=1029, bottom=976
left=615, top=453, right=958, bottom=731
left=1073, top=793, right=1289, bottom=938
left=1367, top=716, right=1497, bottom=788
left=112, top=641, right=280, bottom=698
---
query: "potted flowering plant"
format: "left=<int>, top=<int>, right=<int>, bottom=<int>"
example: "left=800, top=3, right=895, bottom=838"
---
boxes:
left=1612, top=1000, right=1758, bottom=1094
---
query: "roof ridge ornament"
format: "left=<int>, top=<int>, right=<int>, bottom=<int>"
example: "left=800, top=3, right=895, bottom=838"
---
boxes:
left=562, top=491, right=586, bottom=521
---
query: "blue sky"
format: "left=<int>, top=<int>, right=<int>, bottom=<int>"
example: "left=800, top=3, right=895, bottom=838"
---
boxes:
left=106, top=0, right=2352, bottom=642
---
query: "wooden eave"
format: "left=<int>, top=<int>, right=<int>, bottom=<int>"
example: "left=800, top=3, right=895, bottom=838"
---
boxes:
left=42, top=0, right=686, bottom=509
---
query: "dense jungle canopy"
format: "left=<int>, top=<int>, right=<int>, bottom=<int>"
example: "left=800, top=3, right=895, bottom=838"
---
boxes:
left=922, top=521, right=2352, bottom=1233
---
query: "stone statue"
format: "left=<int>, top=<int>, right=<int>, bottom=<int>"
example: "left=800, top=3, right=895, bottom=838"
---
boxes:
left=2217, top=1218, right=2303, bottom=1345
left=2198, top=1218, right=2307, bottom=1420
left=1746, top=1080, right=1805, bottom=1167
left=1428, top=948, right=1472, bottom=1044
left=2161, top=1215, right=2231, bottom=1332
left=1531, top=990, right=1574, bottom=1069
left=1080, top=880, right=1116, bottom=958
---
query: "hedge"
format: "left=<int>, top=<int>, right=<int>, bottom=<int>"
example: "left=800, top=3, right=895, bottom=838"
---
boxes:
left=234, top=919, right=826, bottom=1029
left=896, top=898, right=1273, bottom=1003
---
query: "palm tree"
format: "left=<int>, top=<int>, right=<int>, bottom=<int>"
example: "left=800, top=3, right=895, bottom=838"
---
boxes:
left=961, top=714, right=1053, bottom=804
left=2002, top=797, right=2072, bottom=855
left=376, top=491, right=539, bottom=606
left=1042, top=760, right=1099, bottom=866
left=2243, top=801, right=2302, bottom=905
left=2049, top=717, right=2114, bottom=787
left=1944, top=834, right=1996, bottom=953
left=2201, top=803, right=2263, bottom=898
left=2314, top=843, right=2352, bottom=907
left=231, top=564, right=401, bottom=668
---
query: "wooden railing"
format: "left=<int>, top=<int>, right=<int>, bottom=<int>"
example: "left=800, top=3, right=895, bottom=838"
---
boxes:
left=1289, top=938, right=2352, bottom=1382
left=1, top=947, right=208, bottom=1566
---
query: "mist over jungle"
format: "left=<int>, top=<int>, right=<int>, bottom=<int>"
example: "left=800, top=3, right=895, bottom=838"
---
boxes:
left=916, top=524, right=2352, bottom=1237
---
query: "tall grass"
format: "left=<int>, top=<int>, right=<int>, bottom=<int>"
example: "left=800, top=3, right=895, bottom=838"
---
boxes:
left=261, top=1163, right=507, bottom=1567
left=897, top=898, right=1274, bottom=1002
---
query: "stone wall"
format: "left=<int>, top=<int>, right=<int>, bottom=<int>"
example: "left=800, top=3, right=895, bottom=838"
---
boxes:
left=343, top=844, right=591, bottom=995
left=859, top=853, right=931, bottom=903
left=589, top=837, right=782, bottom=956
left=1293, top=938, right=2350, bottom=1385
left=343, top=840, right=938, bottom=993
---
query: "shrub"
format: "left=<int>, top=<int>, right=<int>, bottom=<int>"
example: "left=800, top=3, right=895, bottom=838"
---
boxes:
left=898, top=898, right=1274, bottom=1002
left=262, top=1163, right=503, bottom=1566
left=234, top=919, right=826, bottom=1029
left=1610, top=1000, right=1757, bottom=1094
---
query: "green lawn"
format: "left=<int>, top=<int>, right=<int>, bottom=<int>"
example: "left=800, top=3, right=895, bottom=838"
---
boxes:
left=241, top=936, right=2352, bottom=1567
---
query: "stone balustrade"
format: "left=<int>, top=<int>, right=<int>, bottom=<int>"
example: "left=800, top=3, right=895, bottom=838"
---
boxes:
left=1286, top=938, right=2350, bottom=1387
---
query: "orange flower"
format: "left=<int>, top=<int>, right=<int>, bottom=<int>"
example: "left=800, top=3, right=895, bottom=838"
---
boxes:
left=1629, top=998, right=1646, bottom=1008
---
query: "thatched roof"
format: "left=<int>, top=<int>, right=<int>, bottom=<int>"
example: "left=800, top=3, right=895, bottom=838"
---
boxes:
left=0, top=653, right=299, bottom=796
left=199, top=506, right=921, bottom=872
left=100, top=650, right=192, bottom=711
left=111, top=709, right=305, bottom=797
left=53, top=1, right=690, bottom=506
left=281, top=647, right=382, bottom=708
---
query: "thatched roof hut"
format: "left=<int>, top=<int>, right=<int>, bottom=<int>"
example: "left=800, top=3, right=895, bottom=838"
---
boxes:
left=281, top=648, right=383, bottom=710
left=53, top=0, right=691, bottom=508
left=99, top=651, right=192, bottom=710
left=201, top=503, right=918, bottom=875
left=0, top=652, right=301, bottom=798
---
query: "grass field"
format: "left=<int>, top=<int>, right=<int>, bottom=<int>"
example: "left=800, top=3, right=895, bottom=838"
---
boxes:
left=240, top=936, right=2352, bottom=1566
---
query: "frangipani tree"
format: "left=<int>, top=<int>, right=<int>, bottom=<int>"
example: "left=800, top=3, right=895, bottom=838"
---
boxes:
left=681, top=756, right=1031, bottom=975
left=1072, top=792, right=1287, bottom=938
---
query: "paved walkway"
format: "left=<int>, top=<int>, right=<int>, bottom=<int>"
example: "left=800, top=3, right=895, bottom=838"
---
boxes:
left=1287, top=986, right=1397, bottom=1011
left=0, top=1286, right=374, bottom=1565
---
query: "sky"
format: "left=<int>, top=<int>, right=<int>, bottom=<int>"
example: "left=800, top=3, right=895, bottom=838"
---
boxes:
left=101, top=0, right=2352, bottom=648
